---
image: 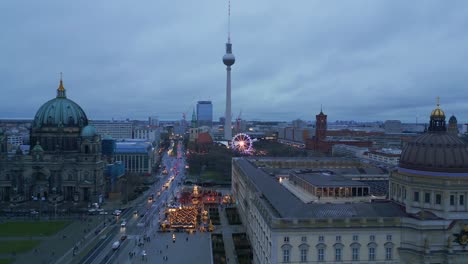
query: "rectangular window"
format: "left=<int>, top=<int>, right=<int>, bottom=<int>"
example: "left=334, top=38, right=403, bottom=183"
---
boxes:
left=450, top=195, right=455, bottom=205
left=335, top=248, right=342, bottom=261
left=301, top=236, right=307, bottom=242
left=319, top=236, right=324, bottom=242
left=369, top=247, right=375, bottom=261
left=386, top=247, right=393, bottom=260
left=386, top=234, right=392, bottom=241
left=370, top=235, right=375, bottom=241
left=283, top=249, right=290, bottom=262
left=425, top=192, right=431, bottom=203
left=414, top=191, right=419, bottom=202
left=353, top=235, right=359, bottom=241
left=436, top=194, right=442, bottom=205
left=336, top=235, right=341, bottom=242
left=318, top=248, right=324, bottom=262
left=352, top=248, right=359, bottom=261
left=300, top=249, right=307, bottom=262
left=460, top=195, right=465, bottom=205
left=284, top=236, right=289, bottom=243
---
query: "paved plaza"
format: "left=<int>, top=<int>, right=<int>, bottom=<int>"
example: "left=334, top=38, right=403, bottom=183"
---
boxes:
left=113, top=231, right=212, bottom=264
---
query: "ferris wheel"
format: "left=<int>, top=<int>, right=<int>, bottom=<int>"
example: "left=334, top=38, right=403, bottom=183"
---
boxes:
left=231, top=133, right=253, bottom=154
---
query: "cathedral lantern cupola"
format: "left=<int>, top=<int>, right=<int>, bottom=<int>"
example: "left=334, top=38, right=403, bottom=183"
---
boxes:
left=428, top=97, right=446, bottom=132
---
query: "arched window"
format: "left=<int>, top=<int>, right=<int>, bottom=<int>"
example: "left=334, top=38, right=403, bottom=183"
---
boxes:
left=316, top=243, right=326, bottom=262
left=281, top=244, right=292, bottom=263
left=384, top=242, right=394, bottom=260
left=333, top=243, right=344, bottom=261
left=299, top=243, right=309, bottom=263
left=350, top=242, right=361, bottom=261
left=367, top=242, right=377, bottom=261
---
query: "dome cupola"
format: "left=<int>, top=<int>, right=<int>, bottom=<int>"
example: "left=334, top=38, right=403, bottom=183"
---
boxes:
left=399, top=99, right=468, bottom=173
left=33, top=78, right=88, bottom=129
left=428, top=97, right=446, bottom=132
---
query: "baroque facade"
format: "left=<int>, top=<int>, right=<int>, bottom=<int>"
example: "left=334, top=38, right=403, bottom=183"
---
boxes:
left=233, top=102, right=468, bottom=264
left=0, top=79, right=105, bottom=203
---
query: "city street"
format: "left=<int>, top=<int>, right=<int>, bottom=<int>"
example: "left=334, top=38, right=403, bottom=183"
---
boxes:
left=85, top=140, right=211, bottom=264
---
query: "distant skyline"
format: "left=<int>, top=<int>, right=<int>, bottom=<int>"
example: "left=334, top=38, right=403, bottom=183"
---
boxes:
left=1, top=1, right=468, bottom=123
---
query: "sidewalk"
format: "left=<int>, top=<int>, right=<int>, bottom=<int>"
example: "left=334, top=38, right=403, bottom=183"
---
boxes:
left=218, top=207, right=246, bottom=264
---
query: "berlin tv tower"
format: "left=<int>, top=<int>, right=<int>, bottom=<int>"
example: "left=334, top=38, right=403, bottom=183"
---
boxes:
left=223, top=0, right=235, bottom=141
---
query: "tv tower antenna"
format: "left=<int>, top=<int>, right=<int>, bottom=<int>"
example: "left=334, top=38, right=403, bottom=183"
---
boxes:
left=228, top=0, right=231, bottom=43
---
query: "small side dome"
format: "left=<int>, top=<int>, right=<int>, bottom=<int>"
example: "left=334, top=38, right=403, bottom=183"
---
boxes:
left=80, top=125, right=97, bottom=137
left=449, top=115, right=457, bottom=123
left=32, top=142, right=44, bottom=152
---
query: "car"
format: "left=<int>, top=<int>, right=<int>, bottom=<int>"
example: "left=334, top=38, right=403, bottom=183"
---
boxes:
left=133, top=210, right=138, bottom=216
left=113, top=210, right=122, bottom=216
left=121, top=221, right=127, bottom=227
left=120, top=235, right=127, bottom=241
left=99, top=211, right=108, bottom=215
left=139, top=213, right=145, bottom=217
left=112, top=241, right=120, bottom=250
left=88, top=209, right=97, bottom=215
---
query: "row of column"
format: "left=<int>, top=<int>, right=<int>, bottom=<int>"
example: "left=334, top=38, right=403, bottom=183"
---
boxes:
left=116, top=154, right=148, bottom=173
left=315, top=187, right=369, bottom=198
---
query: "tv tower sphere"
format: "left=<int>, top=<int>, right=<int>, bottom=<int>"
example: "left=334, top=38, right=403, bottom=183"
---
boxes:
left=223, top=51, right=235, bottom=66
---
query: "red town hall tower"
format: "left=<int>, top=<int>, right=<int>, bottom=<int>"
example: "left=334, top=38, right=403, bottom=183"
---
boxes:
left=315, top=107, right=327, bottom=141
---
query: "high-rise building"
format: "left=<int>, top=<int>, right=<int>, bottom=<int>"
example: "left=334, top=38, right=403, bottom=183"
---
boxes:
left=148, top=116, right=159, bottom=127
left=196, top=101, right=213, bottom=127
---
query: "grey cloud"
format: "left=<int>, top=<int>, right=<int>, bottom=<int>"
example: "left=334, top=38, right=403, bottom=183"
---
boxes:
left=1, top=0, right=468, bottom=123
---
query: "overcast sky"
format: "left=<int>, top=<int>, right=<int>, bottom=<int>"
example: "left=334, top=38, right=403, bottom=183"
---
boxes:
left=1, top=1, right=467, bottom=123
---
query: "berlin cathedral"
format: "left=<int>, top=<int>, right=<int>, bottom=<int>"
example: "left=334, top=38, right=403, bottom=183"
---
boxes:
left=0, top=79, right=104, bottom=203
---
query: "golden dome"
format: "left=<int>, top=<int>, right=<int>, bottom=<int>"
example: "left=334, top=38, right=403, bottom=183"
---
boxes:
left=430, top=97, right=445, bottom=117
left=431, top=107, right=445, bottom=117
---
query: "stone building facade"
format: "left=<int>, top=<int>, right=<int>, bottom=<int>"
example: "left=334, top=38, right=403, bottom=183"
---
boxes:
left=233, top=102, right=468, bottom=264
left=0, top=79, right=105, bottom=203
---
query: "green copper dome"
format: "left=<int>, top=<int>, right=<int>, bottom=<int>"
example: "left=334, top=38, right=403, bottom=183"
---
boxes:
left=80, top=125, right=97, bottom=137
left=33, top=79, right=88, bottom=129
